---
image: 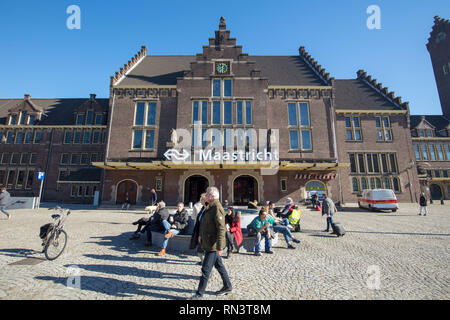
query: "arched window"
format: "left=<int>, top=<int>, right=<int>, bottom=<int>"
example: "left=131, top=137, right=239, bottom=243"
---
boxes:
left=375, top=178, right=382, bottom=189
left=352, top=178, right=359, bottom=193
left=361, top=177, right=368, bottom=190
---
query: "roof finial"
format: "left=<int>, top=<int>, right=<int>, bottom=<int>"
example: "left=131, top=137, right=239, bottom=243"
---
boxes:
left=219, top=16, right=226, bottom=30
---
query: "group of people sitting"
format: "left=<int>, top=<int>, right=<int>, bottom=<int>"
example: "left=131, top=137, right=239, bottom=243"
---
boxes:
left=247, top=199, right=301, bottom=256
left=129, top=201, right=189, bottom=256
left=129, top=194, right=303, bottom=258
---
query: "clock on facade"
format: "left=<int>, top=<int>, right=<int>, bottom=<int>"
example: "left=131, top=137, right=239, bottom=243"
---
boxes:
left=216, top=62, right=228, bottom=74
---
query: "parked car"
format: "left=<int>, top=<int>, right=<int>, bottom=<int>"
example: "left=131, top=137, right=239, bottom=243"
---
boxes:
left=358, top=189, right=399, bottom=212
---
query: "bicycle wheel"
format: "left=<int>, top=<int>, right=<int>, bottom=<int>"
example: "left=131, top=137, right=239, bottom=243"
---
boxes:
left=44, top=229, right=68, bottom=261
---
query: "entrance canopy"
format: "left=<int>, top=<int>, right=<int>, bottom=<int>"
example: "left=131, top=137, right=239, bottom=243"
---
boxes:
left=92, top=160, right=349, bottom=171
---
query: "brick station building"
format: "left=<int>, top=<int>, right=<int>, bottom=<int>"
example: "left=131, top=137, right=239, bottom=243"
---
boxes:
left=0, top=17, right=427, bottom=205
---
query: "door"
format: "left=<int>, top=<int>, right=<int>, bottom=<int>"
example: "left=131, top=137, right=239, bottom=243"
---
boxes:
left=184, top=175, right=209, bottom=205
left=430, top=184, right=443, bottom=200
left=233, top=175, right=258, bottom=205
left=116, top=180, right=138, bottom=204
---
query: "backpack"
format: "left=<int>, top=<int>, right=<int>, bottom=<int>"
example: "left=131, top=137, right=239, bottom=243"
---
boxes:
left=39, top=223, right=54, bottom=239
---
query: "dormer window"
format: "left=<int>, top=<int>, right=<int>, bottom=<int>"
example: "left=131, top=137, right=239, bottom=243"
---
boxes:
left=19, top=111, right=27, bottom=125
left=437, top=32, right=446, bottom=42
left=76, top=114, right=84, bottom=125
left=86, top=110, right=94, bottom=125
left=28, top=114, right=36, bottom=125
left=9, top=114, right=17, bottom=125
left=426, top=129, right=433, bottom=137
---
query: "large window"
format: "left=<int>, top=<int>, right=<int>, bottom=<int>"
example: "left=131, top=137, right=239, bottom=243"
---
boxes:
left=212, top=79, right=232, bottom=97
left=349, top=152, right=398, bottom=174
left=345, top=116, right=362, bottom=141
left=132, top=102, right=158, bottom=150
left=287, top=102, right=311, bottom=150
left=376, top=116, right=393, bottom=141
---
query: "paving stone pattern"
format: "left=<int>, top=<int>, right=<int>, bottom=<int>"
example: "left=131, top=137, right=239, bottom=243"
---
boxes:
left=0, top=203, right=448, bottom=300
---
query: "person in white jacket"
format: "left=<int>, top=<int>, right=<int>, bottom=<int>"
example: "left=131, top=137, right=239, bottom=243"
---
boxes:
left=0, top=187, right=11, bottom=220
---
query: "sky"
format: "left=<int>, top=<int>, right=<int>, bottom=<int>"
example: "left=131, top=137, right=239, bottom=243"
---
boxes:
left=0, top=0, right=449, bottom=115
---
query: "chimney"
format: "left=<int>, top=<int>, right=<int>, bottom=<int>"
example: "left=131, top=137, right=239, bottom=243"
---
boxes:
left=90, top=94, right=96, bottom=101
left=24, top=94, right=31, bottom=100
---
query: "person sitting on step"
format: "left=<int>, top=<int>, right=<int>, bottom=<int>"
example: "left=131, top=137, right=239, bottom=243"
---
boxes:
left=157, top=202, right=189, bottom=256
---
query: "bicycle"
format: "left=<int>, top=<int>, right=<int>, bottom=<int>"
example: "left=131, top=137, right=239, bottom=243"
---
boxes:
left=40, top=206, right=71, bottom=260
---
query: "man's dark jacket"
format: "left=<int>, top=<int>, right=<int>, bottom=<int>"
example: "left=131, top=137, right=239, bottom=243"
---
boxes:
left=199, top=199, right=226, bottom=251
left=190, top=206, right=205, bottom=249
left=171, top=208, right=189, bottom=232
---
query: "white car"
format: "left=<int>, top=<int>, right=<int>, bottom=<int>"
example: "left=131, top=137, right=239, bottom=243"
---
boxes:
left=358, top=189, right=399, bottom=212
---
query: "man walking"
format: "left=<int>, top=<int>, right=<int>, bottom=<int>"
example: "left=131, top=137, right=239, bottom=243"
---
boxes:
left=321, top=194, right=337, bottom=232
left=419, top=192, right=428, bottom=216
left=191, top=187, right=232, bottom=300
left=0, top=187, right=11, bottom=220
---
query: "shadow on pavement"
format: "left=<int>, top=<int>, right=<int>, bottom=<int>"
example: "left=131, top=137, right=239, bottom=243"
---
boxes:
left=66, top=264, right=198, bottom=281
left=84, top=253, right=198, bottom=265
left=34, top=275, right=194, bottom=299
left=0, top=248, right=42, bottom=258
left=346, top=230, right=450, bottom=237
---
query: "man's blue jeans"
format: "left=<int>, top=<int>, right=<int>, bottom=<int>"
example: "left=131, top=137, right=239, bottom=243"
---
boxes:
left=0, top=206, right=10, bottom=217
left=273, top=224, right=294, bottom=244
left=196, top=250, right=232, bottom=296
left=255, top=231, right=271, bottom=252
left=161, top=220, right=180, bottom=249
left=326, top=215, right=334, bottom=231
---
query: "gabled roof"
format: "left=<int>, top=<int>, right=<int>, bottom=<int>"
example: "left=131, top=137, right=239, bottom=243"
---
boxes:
left=115, top=55, right=194, bottom=87
left=334, top=79, right=400, bottom=110
left=334, top=70, right=409, bottom=111
left=0, top=97, right=109, bottom=125
left=251, top=56, right=327, bottom=86
left=410, top=115, right=450, bottom=131
left=115, top=54, right=328, bottom=88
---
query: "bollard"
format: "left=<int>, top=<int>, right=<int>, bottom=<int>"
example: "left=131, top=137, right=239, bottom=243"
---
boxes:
left=441, top=199, right=444, bottom=205
left=430, top=199, right=433, bottom=204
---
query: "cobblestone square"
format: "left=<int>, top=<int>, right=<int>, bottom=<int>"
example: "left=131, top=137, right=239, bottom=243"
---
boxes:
left=0, top=203, right=448, bottom=300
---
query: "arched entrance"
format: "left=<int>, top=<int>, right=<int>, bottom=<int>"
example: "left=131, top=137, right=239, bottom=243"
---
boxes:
left=305, top=180, right=327, bottom=201
left=430, top=184, right=443, bottom=200
left=233, top=175, right=258, bottom=205
left=184, top=175, right=209, bottom=205
left=116, top=180, right=138, bottom=204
